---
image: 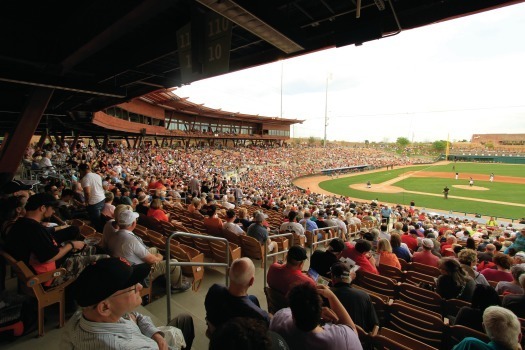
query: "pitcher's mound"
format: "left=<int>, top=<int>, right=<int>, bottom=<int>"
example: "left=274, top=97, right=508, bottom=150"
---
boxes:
left=452, top=185, right=489, bottom=191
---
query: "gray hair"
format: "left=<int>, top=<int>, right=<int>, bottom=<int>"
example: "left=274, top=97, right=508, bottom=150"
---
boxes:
left=229, top=257, right=255, bottom=286
left=483, top=306, right=521, bottom=349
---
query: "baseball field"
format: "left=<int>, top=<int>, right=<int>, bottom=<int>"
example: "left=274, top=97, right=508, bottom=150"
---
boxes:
left=296, top=162, right=525, bottom=220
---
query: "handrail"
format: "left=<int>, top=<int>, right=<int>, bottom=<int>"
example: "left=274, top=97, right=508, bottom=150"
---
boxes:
left=311, top=225, right=342, bottom=256
left=263, top=232, right=293, bottom=287
left=165, top=231, right=230, bottom=324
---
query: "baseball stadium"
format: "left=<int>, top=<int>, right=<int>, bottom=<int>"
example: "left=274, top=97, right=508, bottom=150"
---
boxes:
left=1, top=2, right=525, bottom=350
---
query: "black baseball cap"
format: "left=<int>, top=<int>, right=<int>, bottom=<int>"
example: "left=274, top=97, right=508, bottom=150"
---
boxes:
left=0, top=179, right=32, bottom=194
left=330, top=261, right=350, bottom=278
left=328, top=238, right=345, bottom=253
left=72, top=257, right=151, bottom=307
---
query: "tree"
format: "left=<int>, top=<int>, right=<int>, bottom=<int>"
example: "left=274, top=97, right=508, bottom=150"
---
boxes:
left=308, top=136, right=316, bottom=146
left=396, top=137, right=410, bottom=148
left=432, top=140, right=447, bottom=153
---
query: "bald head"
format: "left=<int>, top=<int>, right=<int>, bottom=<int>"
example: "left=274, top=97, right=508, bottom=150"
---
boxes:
left=486, top=244, right=496, bottom=252
left=229, top=257, right=255, bottom=287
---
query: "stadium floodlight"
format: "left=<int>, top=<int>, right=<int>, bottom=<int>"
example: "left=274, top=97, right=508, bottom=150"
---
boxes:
left=196, top=0, right=304, bottom=54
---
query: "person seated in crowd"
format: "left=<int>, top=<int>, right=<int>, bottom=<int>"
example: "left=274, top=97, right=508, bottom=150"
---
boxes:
left=203, top=205, right=224, bottom=236
left=436, top=258, right=476, bottom=301
left=457, top=249, right=490, bottom=286
left=106, top=209, right=190, bottom=292
left=477, top=243, right=497, bottom=267
left=222, top=209, right=245, bottom=236
left=60, top=257, right=194, bottom=349
left=310, top=238, right=346, bottom=278
left=120, top=187, right=133, bottom=206
left=341, top=239, right=378, bottom=275
left=412, top=238, right=440, bottom=268
left=209, top=317, right=288, bottom=350
left=453, top=306, right=522, bottom=350
left=279, top=211, right=305, bottom=237
left=454, top=284, right=501, bottom=333
left=101, top=191, right=115, bottom=219
left=205, top=257, right=270, bottom=337
left=502, top=273, right=525, bottom=318
left=55, top=188, right=88, bottom=221
left=187, top=197, right=202, bottom=214
left=5, top=193, right=107, bottom=286
left=480, top=253, right=514, bottom=283
left=101, top=204, right=132, bottom=251
left=495, top=264, right=525, bottom=295
left=401, top=229, right=419, bottom=252
left=269, top=282, right=361, bottom=350
left=135, top=194, right=149, bottom=216
left=441, top=234, right=458, bottom=256
left=0, top=194, right=27, bottom=243
left=234, top=207, right=252, bottom=232
left=146, top=198, right=170, bottom=222
left=247, top=212, right=277, bottom=254
left=299, top=211, right=319, bottom=239
left=505, top=227, right=525, bottom=254
left=330, top=262, right=378, bottom=333
left=376, top=238, right=401, bottom=269
left=267, top=246, right=315, bottom=295
left=390, top=233, right=412, bottom=262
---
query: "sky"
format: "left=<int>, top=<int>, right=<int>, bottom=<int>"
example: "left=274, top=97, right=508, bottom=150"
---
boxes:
left=174, top=3, right=525, bottom=143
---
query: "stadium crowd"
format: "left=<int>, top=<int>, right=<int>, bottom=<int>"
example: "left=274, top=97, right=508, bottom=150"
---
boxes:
left=0, top=141, right=524, bottom=349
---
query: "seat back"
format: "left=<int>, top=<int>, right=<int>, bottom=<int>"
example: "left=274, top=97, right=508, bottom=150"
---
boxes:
left=79, top=224, right=96, bottom=238
left=355, top=270, right=398, bottom=299
left=170, top=244, right=204, bottom=291
left=442, top=298, right=470, bottom=319
left=264, top=286, right=288, bottom=314
left=193, top=234, right=213, bottom=258
left=222, top=227, right=242, bottom=246
left=409, top=262, right=440, bottom=278
left=404, top=270, right=436, bottom=289
left=397, top=282, right=443, bottom=315
left=353, top=284, right=390, bottom=327
left=378, top=264, right=405, bottom=282
left=386, top=301, right=445, bottom=349
left=373, top=327, right=439, bottom=350
left=446, top=325, right=490, bottom=349
left=239, top=235, right=265, bottom=267
left=209, top=240, right=241, bottom=265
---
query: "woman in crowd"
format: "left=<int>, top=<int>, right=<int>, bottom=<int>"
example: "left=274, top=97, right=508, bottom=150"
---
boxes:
left=495, top=264, right=525, bottom=295
left=147, top=198, right=170, bottom=222
left=480, top=253, right=514, bottom=283
left=457, top=248, right=489, bottom=286
left=390, top=233, right=411, bottom=263
left=436, top=258, right=476, bottom=301
left=376, top=238, right=401, bottom=269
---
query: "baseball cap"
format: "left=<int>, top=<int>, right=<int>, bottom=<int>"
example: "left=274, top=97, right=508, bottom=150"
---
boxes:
left=0, top=179, right=32, bottom=194
left=117, top=209, right=139, bottom=226
left=515, top=251, right=525, bottom=260
left=72, top=257, right=151, bottom=307
left=422, top=238, right=434, bottom=249
left=330, top=261, right=350, bottom=279
left=287, top=245, right=308, bottom=262
left=328, top=238, right=345, bottom=253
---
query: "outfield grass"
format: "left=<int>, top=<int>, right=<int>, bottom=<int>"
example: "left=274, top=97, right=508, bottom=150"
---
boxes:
left=425, top=163, right=525, bottom=177
left=317, top=163, right=525, bottom=219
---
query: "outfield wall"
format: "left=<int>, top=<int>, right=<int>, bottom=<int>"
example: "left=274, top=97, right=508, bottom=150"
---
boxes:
left=445, top=154, right=525, bottom=164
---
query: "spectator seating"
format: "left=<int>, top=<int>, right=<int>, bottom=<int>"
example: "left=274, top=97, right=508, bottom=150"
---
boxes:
left=264, top=286, right=288, bottom=315
left=0, top=249, right=74, bottom=337
left=446, top=325, right=490, bottom=349
left=209, top=240, right=241, bottom=266
left=239, top=235, right=265, bottom=267
left=170, top=244, right=204, bottom=291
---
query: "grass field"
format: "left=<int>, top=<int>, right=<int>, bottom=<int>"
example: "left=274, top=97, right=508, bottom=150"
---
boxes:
left=318, top=163, right=525, bottom=220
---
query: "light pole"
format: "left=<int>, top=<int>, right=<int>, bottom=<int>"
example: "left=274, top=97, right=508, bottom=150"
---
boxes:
left=324, top=73, right=332, bottom=147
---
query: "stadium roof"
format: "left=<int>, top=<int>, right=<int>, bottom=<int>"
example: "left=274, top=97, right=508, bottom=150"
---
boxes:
left=0, top=0, right=522, bottom=127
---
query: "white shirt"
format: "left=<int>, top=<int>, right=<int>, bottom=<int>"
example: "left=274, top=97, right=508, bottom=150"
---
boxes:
left=81, top=172, right=105, bottom=205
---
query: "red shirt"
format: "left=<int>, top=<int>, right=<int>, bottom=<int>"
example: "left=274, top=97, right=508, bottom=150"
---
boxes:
left=412, top=250, right=440, bottom=268
left=480, top=269, right=513, bottom=283
left=267, top=263, right=315, bottom=295
left=401, top=234, right=418, bottom=252
left=147, top=208, right=169, bottom=222
left=341, top=243, right=379, bottom=275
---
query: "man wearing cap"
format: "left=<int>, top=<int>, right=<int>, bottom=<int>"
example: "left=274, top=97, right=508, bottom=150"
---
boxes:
left=310, top=238, right=345, bottom=278
left=412, top=238, right=440, bottom=268
left=79, top=163, right=106, bottom=232
left=5, top=193, right=107, bottom=286
left=204, top=257, right=270, bottom=337
left=330, top=262, right=379, bottom=333
left=267, top=245, right=315, bottom=295
left=106, top=209, right=190, bottom=292
left=60, top=257, right=194, bottom=349
left=247, top=211, right=277, bottom=253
